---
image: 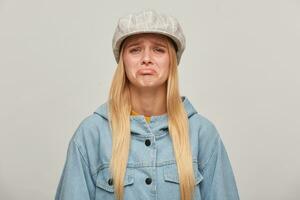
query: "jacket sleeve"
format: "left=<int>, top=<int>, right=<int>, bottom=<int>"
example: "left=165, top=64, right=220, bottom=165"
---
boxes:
left=55, top=138, right=96, bottom=200
left=200, top=136, right=240, bottom=200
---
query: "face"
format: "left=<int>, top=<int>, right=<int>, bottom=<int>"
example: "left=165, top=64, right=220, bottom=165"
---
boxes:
left=122, top=33, right=170, bottom=90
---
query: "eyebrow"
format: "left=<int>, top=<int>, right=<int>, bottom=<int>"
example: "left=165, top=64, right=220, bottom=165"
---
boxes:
left=125, top=40, right=167, bottom=48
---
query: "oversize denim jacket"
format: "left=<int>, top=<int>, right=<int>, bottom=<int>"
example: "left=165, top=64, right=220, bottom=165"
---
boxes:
left=55, top=96, right=240, bottom=200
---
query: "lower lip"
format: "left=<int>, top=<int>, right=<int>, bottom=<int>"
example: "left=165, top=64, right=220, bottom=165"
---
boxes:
left=138, top=69, right=156, bottom=75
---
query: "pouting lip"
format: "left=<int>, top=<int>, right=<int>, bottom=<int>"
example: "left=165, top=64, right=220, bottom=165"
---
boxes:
left=137, top=68, right=156, bottom=75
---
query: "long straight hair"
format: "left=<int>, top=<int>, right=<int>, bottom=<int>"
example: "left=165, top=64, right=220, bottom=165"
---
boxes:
left=108, top=36, right=195, bottom=200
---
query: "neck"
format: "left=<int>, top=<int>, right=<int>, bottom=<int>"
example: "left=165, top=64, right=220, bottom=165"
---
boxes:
left=129, top=84, right=167, bottom=117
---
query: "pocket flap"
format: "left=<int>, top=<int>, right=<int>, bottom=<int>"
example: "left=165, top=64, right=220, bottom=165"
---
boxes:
left=96, top=167, right=134, bottom=192
left=163, top=163, right=203, bottom=185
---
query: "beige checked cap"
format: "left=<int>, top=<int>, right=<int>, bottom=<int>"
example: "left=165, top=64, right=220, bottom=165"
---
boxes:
left=112, top=9, right=186, bottom=64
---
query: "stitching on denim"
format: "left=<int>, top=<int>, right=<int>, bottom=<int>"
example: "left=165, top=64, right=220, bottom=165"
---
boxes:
left=200, top=136, right=220, bottom=172
left=94, top=159, right=198, bottom=172
left=73, top=139, right=99, bottom=182
left=73, top=140, right=90, bottom=168
left=93, top=112, right=107, bottom=120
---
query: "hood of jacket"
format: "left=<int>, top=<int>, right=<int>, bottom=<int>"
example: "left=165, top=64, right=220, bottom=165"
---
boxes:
left=93, top=96, right=198, bottom=137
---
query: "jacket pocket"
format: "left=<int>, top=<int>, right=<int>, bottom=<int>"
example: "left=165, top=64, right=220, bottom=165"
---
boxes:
left=96, top=167, right=134, bottom=193
left=163, top=163, right=203, bottom=185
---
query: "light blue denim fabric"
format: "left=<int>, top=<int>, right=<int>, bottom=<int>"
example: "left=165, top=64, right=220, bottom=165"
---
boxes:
left=55, top=96, right=240, bottom=200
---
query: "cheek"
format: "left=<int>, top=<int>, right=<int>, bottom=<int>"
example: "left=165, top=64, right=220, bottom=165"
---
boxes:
left=161, top=67, right=170, bottom=80
left=159, top=54, right=170, bottom=66
left=124, top=64, right=139, bottom=82
left=124, top=66, right=134, bottom=79
left=158, top=57, right=170, bottom=76
left=123, top=56, right=137, bottom=77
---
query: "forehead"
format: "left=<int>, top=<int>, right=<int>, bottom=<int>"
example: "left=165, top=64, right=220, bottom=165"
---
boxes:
left=123, top=33, right=169, bottom=47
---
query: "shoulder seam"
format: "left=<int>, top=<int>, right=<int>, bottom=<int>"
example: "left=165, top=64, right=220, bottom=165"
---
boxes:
left=73, top=139, right=90, bottom=168
left=93, top=112, right=108, bottom=120
left=200, top=135, right=221, bottom=172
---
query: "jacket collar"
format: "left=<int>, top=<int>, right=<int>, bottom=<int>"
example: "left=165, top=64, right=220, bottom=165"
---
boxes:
left=93, top=96, right=198, bottom=137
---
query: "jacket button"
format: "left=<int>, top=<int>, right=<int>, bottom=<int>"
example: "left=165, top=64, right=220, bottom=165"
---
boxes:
left=145, top=139, right=151, bottom=146
left=145, top=177, right=152, bottom=185
left=108, top=178, right=113, bottom=185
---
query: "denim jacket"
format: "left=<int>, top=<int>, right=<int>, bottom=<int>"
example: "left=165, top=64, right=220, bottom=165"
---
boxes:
left=55, top=96, right=240, bottom=200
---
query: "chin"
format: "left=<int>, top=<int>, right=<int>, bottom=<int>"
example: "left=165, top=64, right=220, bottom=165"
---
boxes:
left=130, top=80, right=166, bottom=89
left=134, top=82, right=158, bottom=88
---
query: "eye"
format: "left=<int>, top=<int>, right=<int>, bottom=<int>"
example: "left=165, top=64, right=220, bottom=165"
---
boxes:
left=129, top=47, right=141, bottom=53
left=154, top=47, right=165, bottom=53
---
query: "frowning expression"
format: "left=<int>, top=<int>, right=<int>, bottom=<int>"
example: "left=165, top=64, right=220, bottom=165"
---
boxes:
left=122, top=33, right=170, bottom=89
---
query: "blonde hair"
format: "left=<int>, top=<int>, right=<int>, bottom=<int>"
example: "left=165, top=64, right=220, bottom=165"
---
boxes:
left=107, top=36, right=195, bottom=200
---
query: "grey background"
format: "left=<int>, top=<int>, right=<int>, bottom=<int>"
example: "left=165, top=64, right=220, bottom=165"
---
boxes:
left=0, top=0, right=299, bottom=199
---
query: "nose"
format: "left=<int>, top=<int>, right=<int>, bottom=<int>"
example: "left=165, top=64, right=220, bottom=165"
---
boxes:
left=141, top=48, right=153, bottom=65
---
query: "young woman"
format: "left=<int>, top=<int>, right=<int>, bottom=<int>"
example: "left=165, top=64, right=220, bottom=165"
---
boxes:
left=55, top=9, right=240, bottom=200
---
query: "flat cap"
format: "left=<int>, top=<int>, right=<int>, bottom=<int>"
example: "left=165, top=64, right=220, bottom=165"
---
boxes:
left=112, top=9, right=186, bottom=64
